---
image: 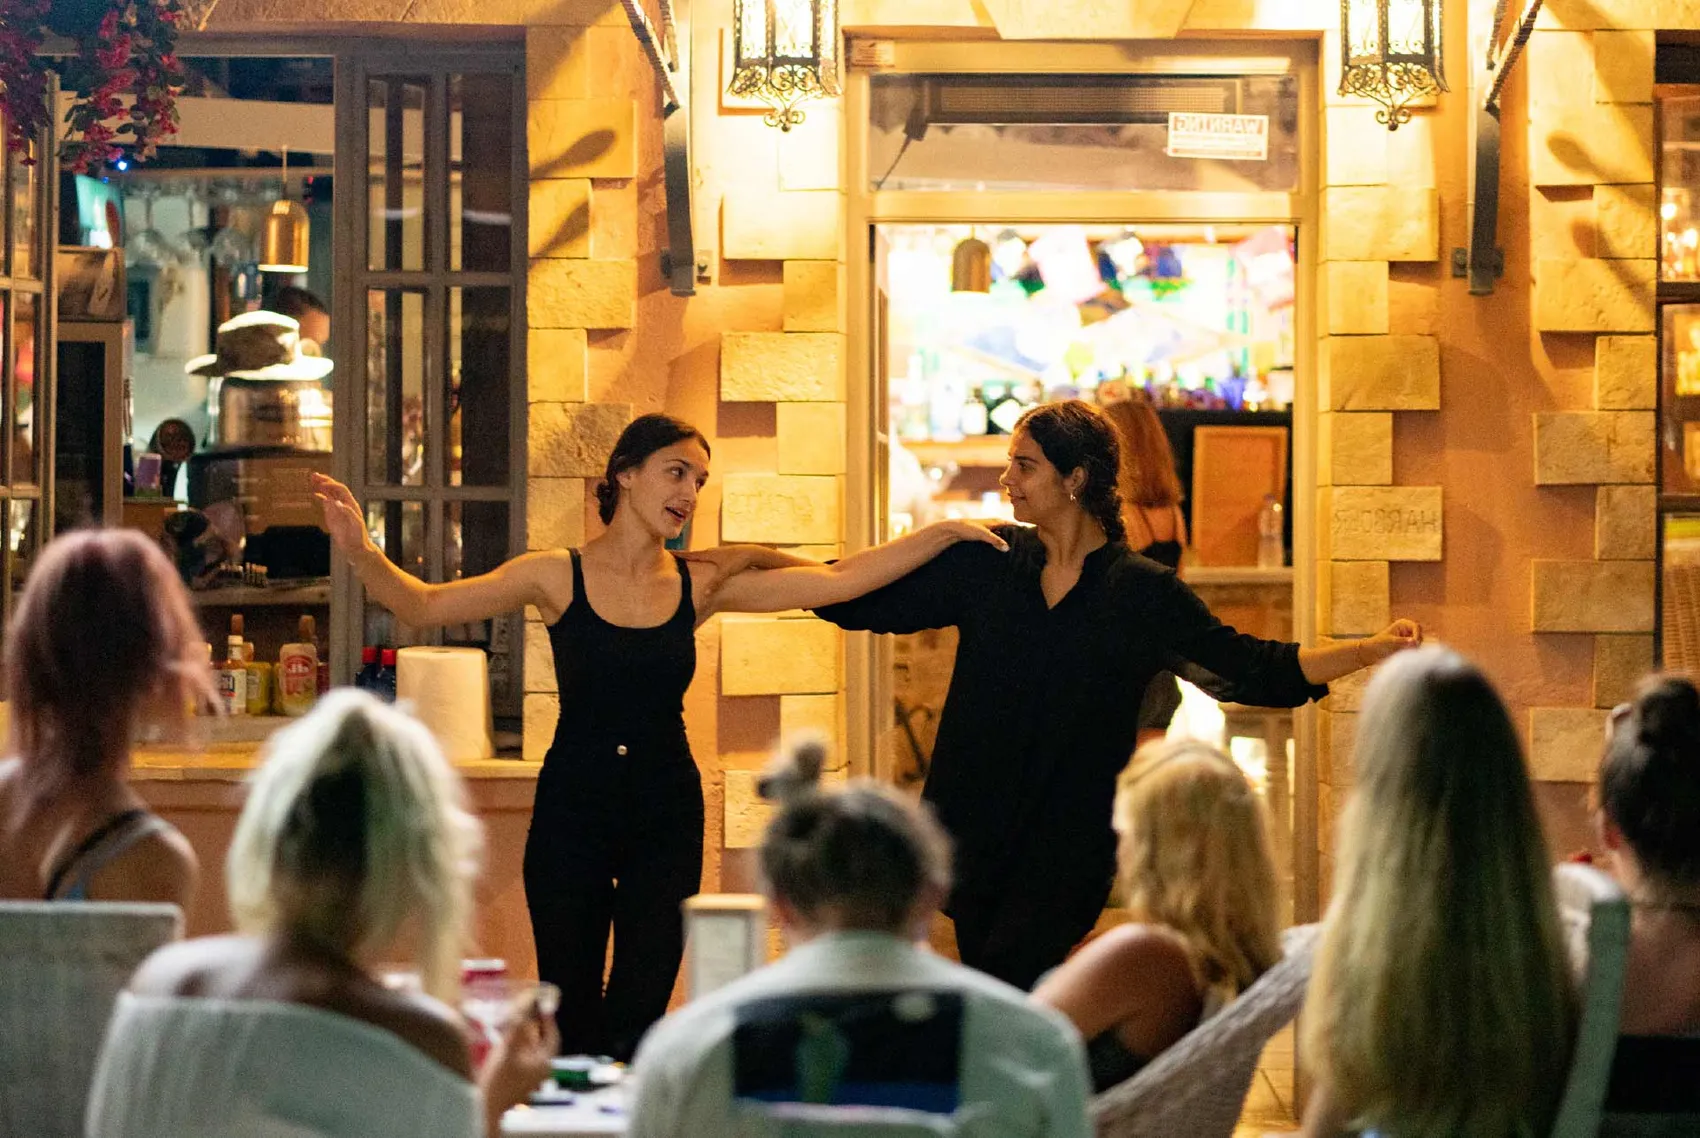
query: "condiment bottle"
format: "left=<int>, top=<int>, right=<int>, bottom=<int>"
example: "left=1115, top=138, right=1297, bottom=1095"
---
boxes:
left=276, top=615, right=321, bottom=717
left=245, top=661, right=273, bottom=717
left=355, top=646, right=380, bottom=692
left=217, top=635, right=248, bottom=715
left=376, top=648, right=399, bottom=704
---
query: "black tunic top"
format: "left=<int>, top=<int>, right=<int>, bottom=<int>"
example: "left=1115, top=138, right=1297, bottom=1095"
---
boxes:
left=813, top=525, right=1325, bottom=897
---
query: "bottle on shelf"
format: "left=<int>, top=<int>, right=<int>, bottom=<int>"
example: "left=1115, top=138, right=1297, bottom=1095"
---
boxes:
left=1257, top=495, right=1285, bottom=569
left=276, top=615, right=321, bottom=718
left=355, top=646, right=380, bottom=692
left=958, top=386, right=989, bottom=437
left=217, top=635, right=248, bottom=716
left=375, top=648, right=399, bottom=704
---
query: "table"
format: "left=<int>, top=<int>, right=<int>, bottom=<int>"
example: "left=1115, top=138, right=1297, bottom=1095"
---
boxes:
left=502, top=1087, right=628, bottom=1137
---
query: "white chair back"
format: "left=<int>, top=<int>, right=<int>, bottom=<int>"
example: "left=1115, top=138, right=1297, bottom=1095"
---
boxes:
left=0, top=901, right=181, bottom=1138
left=1090, top=923, right=1319, bottom=1138
left=1548, top=862, right=1632, bottom=1138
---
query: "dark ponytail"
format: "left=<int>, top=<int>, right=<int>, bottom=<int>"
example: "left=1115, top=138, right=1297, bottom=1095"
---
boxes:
left=1601, top=675, right=1700, bottom=888
left=756, top=735, right=952, bottom=933
left=1015, top=400, right=1128, bottom=544
left=594, top=413, right=711, bottom=526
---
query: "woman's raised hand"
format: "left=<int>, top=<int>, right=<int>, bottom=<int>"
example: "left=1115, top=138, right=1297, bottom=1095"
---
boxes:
left=310, top=473, right=374, bottom=558
left=1366, top=619, right=1423, bottom=663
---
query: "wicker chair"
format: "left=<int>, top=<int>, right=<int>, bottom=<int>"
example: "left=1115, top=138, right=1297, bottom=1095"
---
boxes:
left=0, top=901, right=182, bottom=1138
left=1090, top=923, right=1319, bottom=1138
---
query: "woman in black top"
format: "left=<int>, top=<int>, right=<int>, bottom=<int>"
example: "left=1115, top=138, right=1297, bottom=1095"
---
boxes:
left=313, top=415, right=1005, bottom=1059
left=760, top=401, right=1420, bottom=990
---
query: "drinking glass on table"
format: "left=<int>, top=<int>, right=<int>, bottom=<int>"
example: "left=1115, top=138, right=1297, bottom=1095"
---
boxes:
left=463, top=977, right=561, bottom=1069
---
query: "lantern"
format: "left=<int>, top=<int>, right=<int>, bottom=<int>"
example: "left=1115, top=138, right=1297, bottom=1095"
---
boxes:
left=728, top=0, right=841, bottom=132
left=1338, top=0, right=1447, bottom=130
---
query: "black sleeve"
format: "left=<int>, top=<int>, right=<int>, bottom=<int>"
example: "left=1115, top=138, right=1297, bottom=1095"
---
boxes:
left=810, top=529, right=1007, bottom=634
left=1129, top=565, right=1328, bottom=709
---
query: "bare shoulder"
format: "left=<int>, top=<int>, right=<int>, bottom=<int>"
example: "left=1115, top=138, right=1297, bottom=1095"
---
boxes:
left=94, top=821, right=199, bottom=914
left=1086, top=923, right=1197, bottom=978
left=513, top=548, right=576, bottom=622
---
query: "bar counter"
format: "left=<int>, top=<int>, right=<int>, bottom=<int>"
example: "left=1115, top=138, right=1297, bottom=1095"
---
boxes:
left=130, top=732, right=543, bottom=977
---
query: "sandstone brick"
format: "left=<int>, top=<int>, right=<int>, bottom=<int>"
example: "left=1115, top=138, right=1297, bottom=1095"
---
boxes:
left=1320, top=560, right=1391, bottom=636
left=524, top=693, right=561, bottom=762
left=1596, top=484, right=1657, bottom=560
left=1532, top=190, right=1596, bottom=260
left=1594, top=30, right=1655, bottom=104
left=1596, top=335, right=1657, bottom=410
left=1539, top=0, right=1659, bottom=26
left=1324, top=107, right=1389, bottom=187
left=1323, top=187, right=1439, bottom=262
left=589, top=181, right=638, bottom=261
left=1320, top=710, right=1358, bottom=788
left=526, top=476, right=588, bottom=550
left=528, top=98, right=637, bottom=180
left=1528, top=32, right=1595, bottom=112
left=1323, top=412, right=1393, bottom=486
left=529, top=402, right=632, bottom=478
left=721, top=474, right=841, bottom=544
left=721, top=617, right=842, bottom=695
left=1595, top=634, right=1655, bottom=707
left=1659, top=0, right=1700, bottom=28
left=777, top=112, right=842, bottom=192
left=1533, top=258, right=1655, bottom=333
left=1324, top=487, right=1443, bottom=562
left=1595, top=184, right=1657, bottom=260
left=842, top=0, right=993, bottom=27
left=1323, top=335, right=1441, bottom=411
left=1531, top=560, right=1656, bottom=632
left=1532, top=411, right=1655, bottom=484
left=780, top=694, right=843, bottom=752
left=525, top=26, right=591, bottom=101
left=524, top=620, right=557, bottom=693
left=721, top=332, right=845, bottom=402
left=723, top=192, right=843, bottom=261
left=1182, top=0, right=1330, bottom=29
left=1324, top=261, right=1389, bottom=335
left=1528, top=708, right=1610, bottom=782
left=1531, top=104, right=1654, bottom=186
left=783, top=261, right=842, bottom=332
left=529, top=179, right=591, bottom=258
left=777, top=403, right=847, bottom=475
left=528, top=258, right=636, bottom=330
left=528, top=328, right=589, bottom=402
left=724, top=769, right=771, bottom=849
left=523, top=0, right=629, bottom=27
left=978, top=0, right=1193, bottom=38
left=1322, top=666, right=1374, bottom=714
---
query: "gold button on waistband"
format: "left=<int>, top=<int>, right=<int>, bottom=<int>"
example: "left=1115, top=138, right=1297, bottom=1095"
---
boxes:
left=616, top=744, right=628, bottom=756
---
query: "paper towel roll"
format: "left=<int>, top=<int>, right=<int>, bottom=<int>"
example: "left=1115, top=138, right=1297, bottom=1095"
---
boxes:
left=396, top=646, right=493, bottom=761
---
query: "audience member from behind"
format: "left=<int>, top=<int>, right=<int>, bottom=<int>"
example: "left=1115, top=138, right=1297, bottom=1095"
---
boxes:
left=0, top=529, right=211, bottom=909
left=1033, top=738, right=1281, bottom=1092
left=1299, top=647, right=1575, bottom=1138
left=1598, top=675, right=1700, bottom=1040
left=84, top=691, right=557, bottom=1138
left=629, top=737, right=1092, bottom=1138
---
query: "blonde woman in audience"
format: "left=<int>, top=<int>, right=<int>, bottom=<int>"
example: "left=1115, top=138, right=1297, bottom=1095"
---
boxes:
left=1299, top=647, right=1575, bottom=1138
left=1032, top=738, right=1281, bottom=1091
left=0, top=530, right=212, bottom=910
left=84, top=691, right=556, bottom=1138
left=629, top=738, right=1092, bottom=1138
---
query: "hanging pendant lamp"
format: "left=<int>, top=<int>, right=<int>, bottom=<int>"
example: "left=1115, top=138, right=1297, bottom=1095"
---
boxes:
left=952, top=235, right=992, bottom=293
left=259, top=146, right=309, bottom=273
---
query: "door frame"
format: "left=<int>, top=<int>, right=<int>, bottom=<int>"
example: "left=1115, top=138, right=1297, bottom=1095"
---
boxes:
left=842, top=37, right=1325, bottom=922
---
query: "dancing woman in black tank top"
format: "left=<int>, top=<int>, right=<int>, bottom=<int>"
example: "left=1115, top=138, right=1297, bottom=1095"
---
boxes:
left=313, top=415, right=1005, bottom=1059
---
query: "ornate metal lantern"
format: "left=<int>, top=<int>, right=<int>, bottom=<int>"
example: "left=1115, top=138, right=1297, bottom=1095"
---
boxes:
left=729, top=0, right=841, bottom=132
left=1338, top=0, right=1447, bottom=130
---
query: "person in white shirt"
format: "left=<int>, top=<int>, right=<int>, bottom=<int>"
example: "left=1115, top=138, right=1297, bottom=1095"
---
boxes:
left=628, top=738, right=1093, bottom=1138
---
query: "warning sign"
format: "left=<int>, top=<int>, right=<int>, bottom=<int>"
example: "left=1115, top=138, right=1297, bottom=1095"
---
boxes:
left=1165, top=112, right=1270, bottom=161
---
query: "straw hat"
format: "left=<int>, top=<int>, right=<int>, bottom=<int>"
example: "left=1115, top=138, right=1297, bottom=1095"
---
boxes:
left=184, top=311, right=334, bottom=381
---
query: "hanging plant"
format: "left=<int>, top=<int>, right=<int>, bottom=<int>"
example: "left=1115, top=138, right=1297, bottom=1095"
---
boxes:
left=0, top=0, right=190, bottom=175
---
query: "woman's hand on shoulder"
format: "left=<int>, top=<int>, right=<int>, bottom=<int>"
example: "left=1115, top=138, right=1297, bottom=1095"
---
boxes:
left=920, top=519, right=1010, bottom=552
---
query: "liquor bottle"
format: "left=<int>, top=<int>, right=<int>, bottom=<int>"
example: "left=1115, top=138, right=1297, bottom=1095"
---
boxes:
left=217, top=636, right=248, bottom=716
left=1257, top=495, right=1285, bottom=569
left=355, top=646, right=380, bottom=692
left=376, top=648, right=399, bottom=704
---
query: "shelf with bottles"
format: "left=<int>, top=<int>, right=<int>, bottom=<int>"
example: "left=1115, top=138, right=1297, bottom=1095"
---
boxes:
left=190, top=583, right=331, bottom=607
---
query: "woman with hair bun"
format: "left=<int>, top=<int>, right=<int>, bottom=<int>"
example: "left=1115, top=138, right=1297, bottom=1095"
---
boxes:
left=313, top=414, right=1007, bottom=1060
left=629, top=737, right=1092, bottom=1138
left=736, top=400, right=1422, bottom=990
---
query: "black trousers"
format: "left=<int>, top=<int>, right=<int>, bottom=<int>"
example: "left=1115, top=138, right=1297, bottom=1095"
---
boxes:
left=948, top=852, right=1116, bottom=992
left=523, top=743, right=704, bottom=1062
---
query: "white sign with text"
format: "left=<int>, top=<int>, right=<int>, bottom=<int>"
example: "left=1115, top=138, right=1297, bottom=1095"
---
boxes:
left=1165, top=112, right=1270, bottom=161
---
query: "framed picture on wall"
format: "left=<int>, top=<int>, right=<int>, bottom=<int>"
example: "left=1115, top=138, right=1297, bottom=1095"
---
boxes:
left=55, top=246, right=126, bottom=321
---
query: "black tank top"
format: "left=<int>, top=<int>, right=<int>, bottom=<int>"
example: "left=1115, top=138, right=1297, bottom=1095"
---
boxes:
left=548, top=550, right=697, bottom=750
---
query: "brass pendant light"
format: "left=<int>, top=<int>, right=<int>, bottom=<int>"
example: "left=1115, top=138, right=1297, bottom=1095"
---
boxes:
left=952, top=235, right=992, bottom=293
left=259, top=146, right=309, bottom=273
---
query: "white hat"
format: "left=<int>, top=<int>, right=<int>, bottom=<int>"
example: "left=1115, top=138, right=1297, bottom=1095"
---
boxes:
left=184, top=310, right=334, bottom=381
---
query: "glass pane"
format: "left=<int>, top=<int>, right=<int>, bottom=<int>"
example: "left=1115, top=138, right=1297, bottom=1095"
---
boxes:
left=1663, top=304, right=1700, bottom=496
left=368, top=78, right=428, bottom=272
left=7, top=498, right=37, bottom=615
left=11, top=141, right=37, bottom=279
left=1665, top=514, right=1700, bottom=672
left=362, top=499, right=427, bottom=648
left=366, top=289, right=427, bottom=486
left=452, top=73, right=514, bottom=273
left=12, top=291, right=38, bottom=485
left=449, top=287, right=511, bottom=487
left=444, top=500, right=517, bottom=714
left=868, top=73, right=1300, bottom=193
left=1663, top=95, right=1700, bottom=282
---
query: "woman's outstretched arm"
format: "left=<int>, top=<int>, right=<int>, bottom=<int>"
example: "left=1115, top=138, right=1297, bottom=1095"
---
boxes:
left=1297, top=621, right=1422, bottom=684
left=702, top=521, right=1008, bottom=616
left=313, top=474, right=570, bottom=627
